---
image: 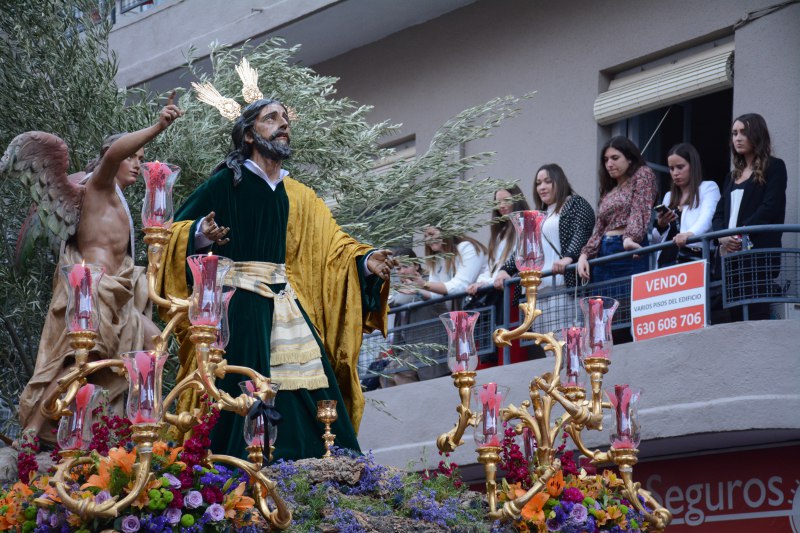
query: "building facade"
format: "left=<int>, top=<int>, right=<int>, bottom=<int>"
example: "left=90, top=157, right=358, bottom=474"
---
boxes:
left=109, top=1, right=800, bottom=530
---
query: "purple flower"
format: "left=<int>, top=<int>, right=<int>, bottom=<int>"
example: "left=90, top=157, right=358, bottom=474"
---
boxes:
left=36, top=508, right=49, bottom=526
left=95, top=490, right=112, bottom=504
left=569, top=504, right=588, bottom=523
left=163, top=473, right=181, bottom=489
left=204, top=503, right=226, bottom=522
left=164, top=507, right=182, bottom=525
left=184, top=490, right=203, bottom=509
left=121, top=515, right=140, bottom=533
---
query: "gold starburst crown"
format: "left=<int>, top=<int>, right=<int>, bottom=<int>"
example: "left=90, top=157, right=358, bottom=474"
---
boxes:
left=192, top=57, right=298, bottom=122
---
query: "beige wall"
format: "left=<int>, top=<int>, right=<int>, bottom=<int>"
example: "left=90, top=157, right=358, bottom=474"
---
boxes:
left=314, top=0, right=798, bottom=241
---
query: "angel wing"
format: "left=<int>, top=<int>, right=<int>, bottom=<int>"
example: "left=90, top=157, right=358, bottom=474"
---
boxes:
left=0, top=131, right=84, bottom=242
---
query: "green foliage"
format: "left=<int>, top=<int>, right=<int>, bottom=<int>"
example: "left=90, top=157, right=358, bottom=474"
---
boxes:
left=0, top=1, right=529, bottom=437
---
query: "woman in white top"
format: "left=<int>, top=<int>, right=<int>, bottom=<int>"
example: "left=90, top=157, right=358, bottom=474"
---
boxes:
left=411, top=226, right=487, bottom=301
left=652, top=143, right=721, bottom=267
left=466, top=185, right=530, bottom=296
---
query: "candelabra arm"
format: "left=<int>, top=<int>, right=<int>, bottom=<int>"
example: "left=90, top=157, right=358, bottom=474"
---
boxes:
left=477, top=446, right=502, bottom=516
left=533, top=376, right=600, bottom=429
left=216, top=363, right=264, bottom=384
left=493, top=459, right=560, bottom=521
left=153, top=309, right=187, bottom=354
left=208, top=454, right=292, bottom=529
left=51, top=448, right=154, bottom=520
left=503, top=401, right=539, bottom=444
left=493, top=271, right=543, bottom=347
left=42, top=358, right=126, bottom=420
left=51, top=456, right=120, bottom=519
left=436, top=371, right=477, bottom=453
left=41, top=378, right=83, bottom=420
left=610, top=448, right=672, bottom=531
left=565, top=423, right=610, bottom=465
left=583, top=357, right=611, bottom=424
left=144, top=228, right=190, bottom=313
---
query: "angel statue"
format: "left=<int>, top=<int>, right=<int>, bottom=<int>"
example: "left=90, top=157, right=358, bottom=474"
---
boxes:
left=0, top=100, right=183, bottom=445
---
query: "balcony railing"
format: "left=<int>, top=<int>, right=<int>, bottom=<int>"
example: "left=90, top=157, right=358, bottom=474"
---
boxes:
left=360, top=224, right=800, bottom=385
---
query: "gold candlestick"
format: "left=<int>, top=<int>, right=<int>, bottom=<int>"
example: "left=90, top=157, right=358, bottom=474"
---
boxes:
left=316, top=399, right=337, bottom=458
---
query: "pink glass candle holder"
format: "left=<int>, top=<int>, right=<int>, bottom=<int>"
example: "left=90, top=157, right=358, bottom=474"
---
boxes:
left=121, top=350, right=168, bottom=424
left=440, top=311, right=480, bottom=373
left=141, top=161, right=180, bottom=229
left=213, top=286, right=237, bottom=350
left=60, top=263, right=105, bottom=332
left=56, top=384, right=103, bottom=450
left=239, top=380, right=281, bottom=447
left=607, top=384, right=642, bottom=449
left=510, top=210, right=546, bottom=272
left=561, top=326, right=586, bottom=388
left=187, top=254, right=233, bottom=327
left=471, top=383, right=509, bottom=448
left=579, top=296, right=619, bottom=359
left=522, top=426, right=537, bottom=464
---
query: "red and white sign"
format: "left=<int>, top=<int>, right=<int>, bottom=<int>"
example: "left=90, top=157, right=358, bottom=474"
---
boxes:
left=631, top=261, right=706, bottom=341
left=635, top=445, right=800, bottom=532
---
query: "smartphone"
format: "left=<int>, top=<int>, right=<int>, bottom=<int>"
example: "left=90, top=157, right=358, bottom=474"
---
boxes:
left=655, top=204, right=669, bottom=215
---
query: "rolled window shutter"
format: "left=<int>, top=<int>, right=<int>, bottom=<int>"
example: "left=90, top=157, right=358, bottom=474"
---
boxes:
left=594, top=43, right=734, bottom=125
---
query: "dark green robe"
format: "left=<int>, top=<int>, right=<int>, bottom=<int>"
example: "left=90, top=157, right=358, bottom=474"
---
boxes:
left=175, top=166, right=381, bottom=461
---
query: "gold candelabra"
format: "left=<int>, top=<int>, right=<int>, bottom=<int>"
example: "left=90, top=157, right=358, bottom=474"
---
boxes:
left=436, top=269, right=672, bottom=530
left=38, top=223, right=292, bottom=529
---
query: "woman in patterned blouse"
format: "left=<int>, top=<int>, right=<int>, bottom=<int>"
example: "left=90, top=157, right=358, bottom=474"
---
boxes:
left=577, top=136, right=658, bottom=283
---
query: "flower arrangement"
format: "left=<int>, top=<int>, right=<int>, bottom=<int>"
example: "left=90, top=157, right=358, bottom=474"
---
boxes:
left=496, top=424, right=653, bottom=532
left=0, top=402, right=265, bottom=532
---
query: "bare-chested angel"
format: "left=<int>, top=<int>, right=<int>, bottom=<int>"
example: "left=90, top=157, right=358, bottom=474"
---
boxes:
left=0, top=100, right=183, bottom=444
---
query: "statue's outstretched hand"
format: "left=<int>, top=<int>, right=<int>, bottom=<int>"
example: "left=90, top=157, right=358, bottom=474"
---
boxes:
left=158, top=91, right=184, bottom=130
left=367, top=249, right=398, bottom=281
left=200, top=211, right=230, bottom=246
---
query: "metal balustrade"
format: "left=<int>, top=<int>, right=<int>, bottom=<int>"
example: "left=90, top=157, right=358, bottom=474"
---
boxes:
left=360, top=225, right=800, bottom=386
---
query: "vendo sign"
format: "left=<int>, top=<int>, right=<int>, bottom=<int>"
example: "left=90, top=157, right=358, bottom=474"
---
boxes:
left=634, top=446, right=800, bottom=531
left=631, top=261, right=707, bottom=341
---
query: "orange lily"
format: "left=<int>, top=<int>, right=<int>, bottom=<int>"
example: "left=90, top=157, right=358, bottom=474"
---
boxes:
left=224, top=482, right=256, bottom=519
left=81, top=460, right=111, bottom=491
left=520, top=491, right=549, bottom=523
left=108, top=447, right=137, bottom=475
left=602, top=469, right=623, bottom=488
left=594, top=509, right=609, bottom=526
left=546, top=470, right=565, bottom=497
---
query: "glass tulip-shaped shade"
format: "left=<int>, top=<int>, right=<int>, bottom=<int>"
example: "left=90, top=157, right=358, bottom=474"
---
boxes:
left=607, top=384, right=642, bottom=449
left=471, top=382, right=509, bottom=448
left=239, top=380, right=281, bottom=447
left=57, top=384, right=104, bottom=450
left=141, top=161, right=180, bottom=229
left=440, top=311, right=480, bottom=373
left=187, top=254, right=233, bottom=327
left=510, top=210, right=546, bottom=272
left=61, top=263, right=105, bottom=332
left=579, top=296, right=619, bottom=359
left=121, top=351, right=168, bottom=424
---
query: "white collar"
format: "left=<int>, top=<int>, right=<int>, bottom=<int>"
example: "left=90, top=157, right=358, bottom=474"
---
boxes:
left=244, top=159, right=288, bottom=191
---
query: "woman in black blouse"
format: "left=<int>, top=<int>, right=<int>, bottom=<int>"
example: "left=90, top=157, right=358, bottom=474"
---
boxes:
left=712, top=113, right=787, bottom=320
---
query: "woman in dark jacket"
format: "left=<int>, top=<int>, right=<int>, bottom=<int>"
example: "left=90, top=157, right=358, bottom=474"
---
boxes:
left=712, top=113, right=787, bottom=320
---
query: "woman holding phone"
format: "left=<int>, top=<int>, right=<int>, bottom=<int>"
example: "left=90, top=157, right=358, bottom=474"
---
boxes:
left=652, top=143, right=721, bottom=267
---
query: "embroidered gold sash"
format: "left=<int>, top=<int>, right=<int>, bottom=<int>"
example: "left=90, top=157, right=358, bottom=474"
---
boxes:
left=227, top=261, right=328, bottom=390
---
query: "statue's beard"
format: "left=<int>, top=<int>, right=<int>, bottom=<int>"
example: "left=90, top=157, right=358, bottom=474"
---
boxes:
left=252, top=131, right=292, bottom=161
